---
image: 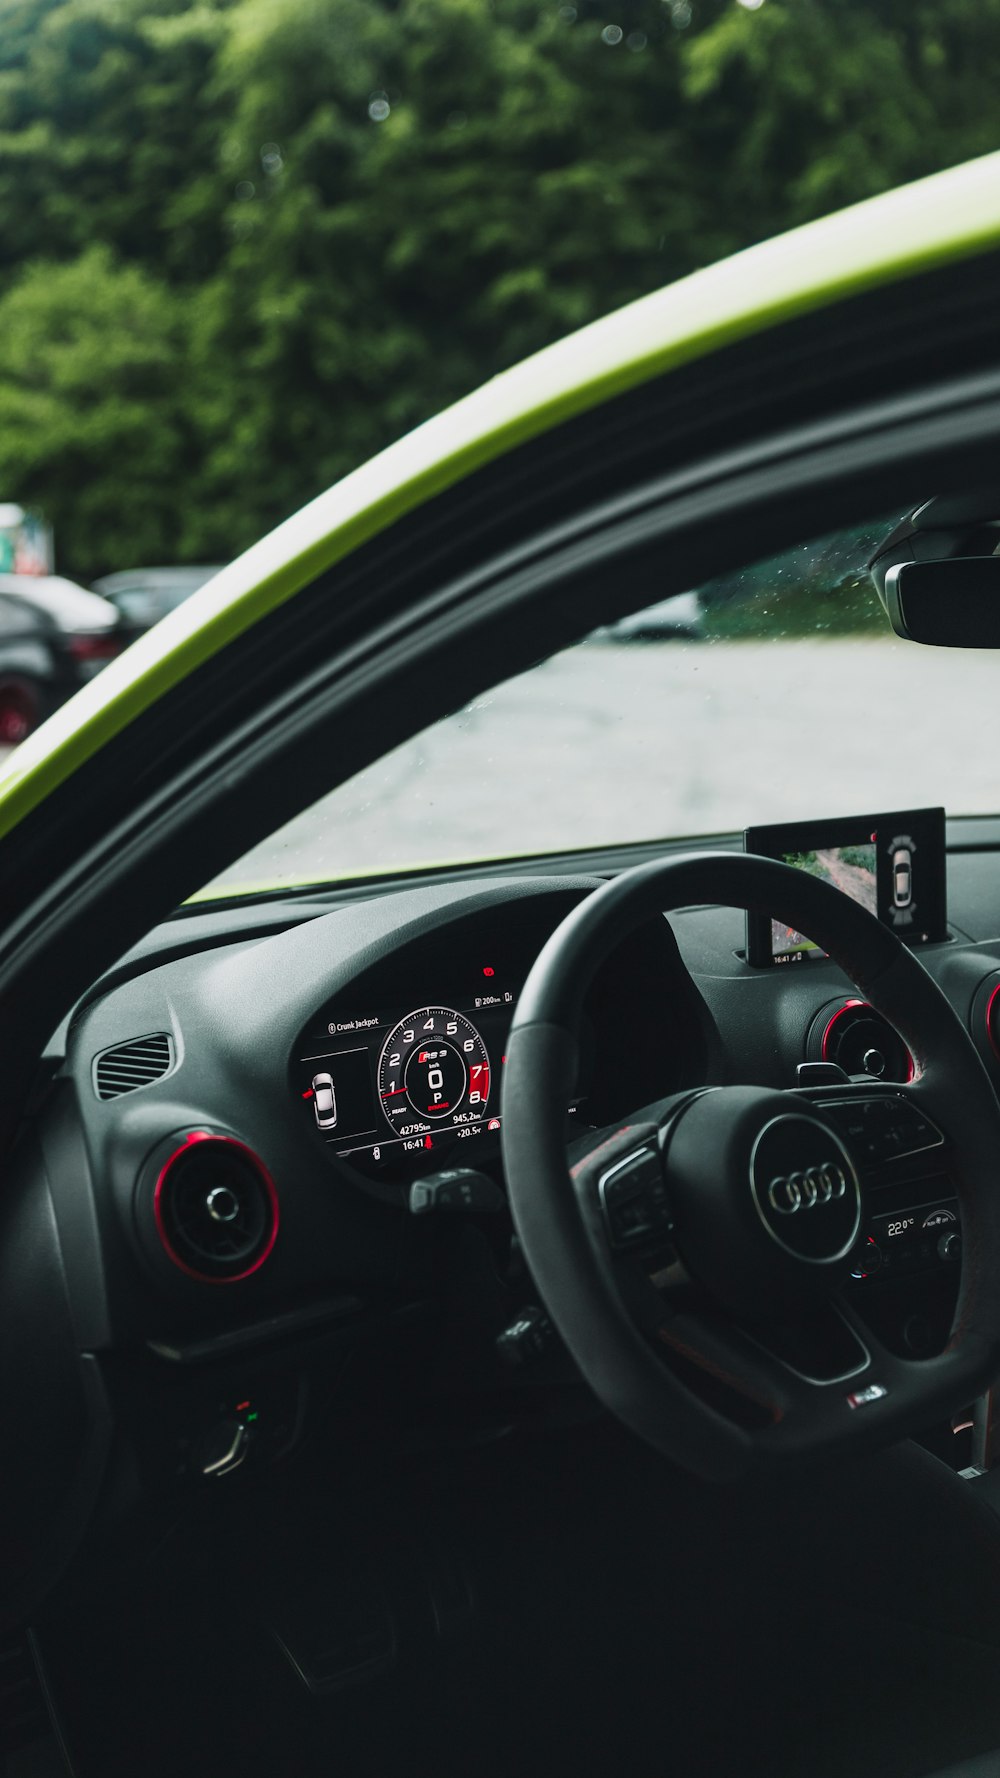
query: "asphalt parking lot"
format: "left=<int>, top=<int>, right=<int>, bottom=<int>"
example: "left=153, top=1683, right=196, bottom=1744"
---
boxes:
left=206, top=636, right=1000, bottom=891
left=3, top=637, right=997, bottom=894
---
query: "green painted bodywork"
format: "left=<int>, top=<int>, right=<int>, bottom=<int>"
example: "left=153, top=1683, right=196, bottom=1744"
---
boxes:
left=2, top=151, right=1000, bottom=851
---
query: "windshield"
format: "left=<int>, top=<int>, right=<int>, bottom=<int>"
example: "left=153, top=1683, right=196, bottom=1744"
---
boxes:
left=202, top=513, right=999, bottom=895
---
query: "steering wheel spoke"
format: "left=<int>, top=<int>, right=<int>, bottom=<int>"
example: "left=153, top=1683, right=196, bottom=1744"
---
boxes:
left=655, top=1273, right=982, bottom=1464
left=763, top=1293, right=984, bottom=1460
left=568, top=1093, right=702, bottom=1266
left=663, top=1293, right=893, bottom=1408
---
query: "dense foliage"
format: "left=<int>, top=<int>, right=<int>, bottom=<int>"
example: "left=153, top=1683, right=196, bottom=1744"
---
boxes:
left=0, top=0, right=997, bottom=579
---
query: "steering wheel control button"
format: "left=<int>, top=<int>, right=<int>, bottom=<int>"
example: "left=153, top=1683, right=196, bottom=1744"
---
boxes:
left=847, top=1383, right=887, bottom=1409
left=750, top=1116, right=861, bottom=1264
left=826, top=1095, right=944, bottom=1166
left=598, top=1148, right=674, bottom=1251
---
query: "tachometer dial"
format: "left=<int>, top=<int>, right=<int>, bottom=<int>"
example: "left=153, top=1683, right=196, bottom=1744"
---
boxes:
left=377, top=1007, right=490, bottom=1137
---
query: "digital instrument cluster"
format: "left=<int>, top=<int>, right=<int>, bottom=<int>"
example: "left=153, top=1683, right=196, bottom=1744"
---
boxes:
left=294, top=971, right=518, bottom=1177
left=290, top=891, right=709, bottom=1184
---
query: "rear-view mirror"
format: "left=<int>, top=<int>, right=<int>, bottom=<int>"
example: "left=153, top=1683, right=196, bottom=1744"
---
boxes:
left=882, top=557, right=1000, bottom=647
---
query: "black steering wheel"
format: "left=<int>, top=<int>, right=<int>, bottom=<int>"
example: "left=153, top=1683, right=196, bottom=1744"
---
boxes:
left=501, top=853, right=1000, bottom=1480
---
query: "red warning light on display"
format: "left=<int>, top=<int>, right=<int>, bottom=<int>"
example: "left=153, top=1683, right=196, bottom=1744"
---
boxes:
left=482, top=966, right=495, bottom=977
left=424, top=1136, right=433, bottom=1149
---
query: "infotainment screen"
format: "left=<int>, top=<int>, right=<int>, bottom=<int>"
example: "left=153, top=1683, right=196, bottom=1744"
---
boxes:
left=744, top=807, right=946, bottom=967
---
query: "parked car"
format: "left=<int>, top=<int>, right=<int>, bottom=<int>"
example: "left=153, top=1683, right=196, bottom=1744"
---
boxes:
left=91, top=565, right=223, bottom=634
left=0, top=573, right=123, bottom=743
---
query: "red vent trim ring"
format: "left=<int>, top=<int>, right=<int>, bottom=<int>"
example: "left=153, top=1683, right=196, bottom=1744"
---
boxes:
left=986, top=982, right=1000, bottom=1060
left=819, top=998, right=865, bottom=1062
left=820, top=999, right=915, bottom=1084
left=153, top=1131, right=279, bottom=1284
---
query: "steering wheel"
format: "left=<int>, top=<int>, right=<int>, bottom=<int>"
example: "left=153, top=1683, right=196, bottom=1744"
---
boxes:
left=501, top=853, right=1000, bottom=1480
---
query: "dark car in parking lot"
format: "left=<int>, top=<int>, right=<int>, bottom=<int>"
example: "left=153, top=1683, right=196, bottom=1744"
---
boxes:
left=91, top=565, right=223, bottom=635
left=0, top=573, right=124, bottom=743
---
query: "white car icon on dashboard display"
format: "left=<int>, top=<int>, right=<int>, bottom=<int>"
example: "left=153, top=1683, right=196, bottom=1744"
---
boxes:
left=312, top=1071, right=337, bottom=1129
left=893, top=848, right=913, bottom=909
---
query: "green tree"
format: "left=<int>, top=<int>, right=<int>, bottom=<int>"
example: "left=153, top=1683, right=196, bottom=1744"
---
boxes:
left=0, top=246, right=194, bottom=575
left=683, top=0, right=1000, bottom=249
left=181, top=0, right=700, bottom=544
left=0, top=0, right=235, bottom=278
left=0, top=0, right=997, bottom=578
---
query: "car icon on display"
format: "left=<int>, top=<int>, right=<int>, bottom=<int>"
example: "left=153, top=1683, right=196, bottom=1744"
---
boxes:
left=311, top=1071, right=337, bottom=1129
left=893, top=848, right=913, bottom=909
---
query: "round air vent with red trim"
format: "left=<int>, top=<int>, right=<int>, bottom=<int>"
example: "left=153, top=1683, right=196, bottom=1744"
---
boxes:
left=152, top=1132, right=279, bottom=1283
left=810, top=998, right=914, bottom=1084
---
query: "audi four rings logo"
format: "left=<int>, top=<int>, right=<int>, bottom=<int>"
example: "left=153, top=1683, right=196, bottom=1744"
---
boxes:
left=767, top=1164, right=848, bottom=1215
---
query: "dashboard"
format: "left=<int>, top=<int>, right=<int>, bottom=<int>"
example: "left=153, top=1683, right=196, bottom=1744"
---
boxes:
left=55, top=820, right=1000, bottom=1306
left=14, top=811, right=1000, bottom=1557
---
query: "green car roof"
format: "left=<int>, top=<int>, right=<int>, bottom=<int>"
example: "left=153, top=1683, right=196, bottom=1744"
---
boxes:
left=2, top=149, right=1000, bottom=846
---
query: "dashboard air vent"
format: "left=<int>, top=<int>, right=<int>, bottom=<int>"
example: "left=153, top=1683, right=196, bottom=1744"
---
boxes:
left=817, top=999, right=914, bottom=1084
left=154, top=1133, right=279, bottom=1283
left=95, top=1032, right=173, bottom=1100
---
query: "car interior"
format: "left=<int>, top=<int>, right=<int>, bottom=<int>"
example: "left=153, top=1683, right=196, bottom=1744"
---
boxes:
left=8, top=267, right=1000, bottom=1778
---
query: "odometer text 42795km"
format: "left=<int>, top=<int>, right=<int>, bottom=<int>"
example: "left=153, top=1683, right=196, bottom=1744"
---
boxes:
left=377, top=1006, right=491, bottom=1138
